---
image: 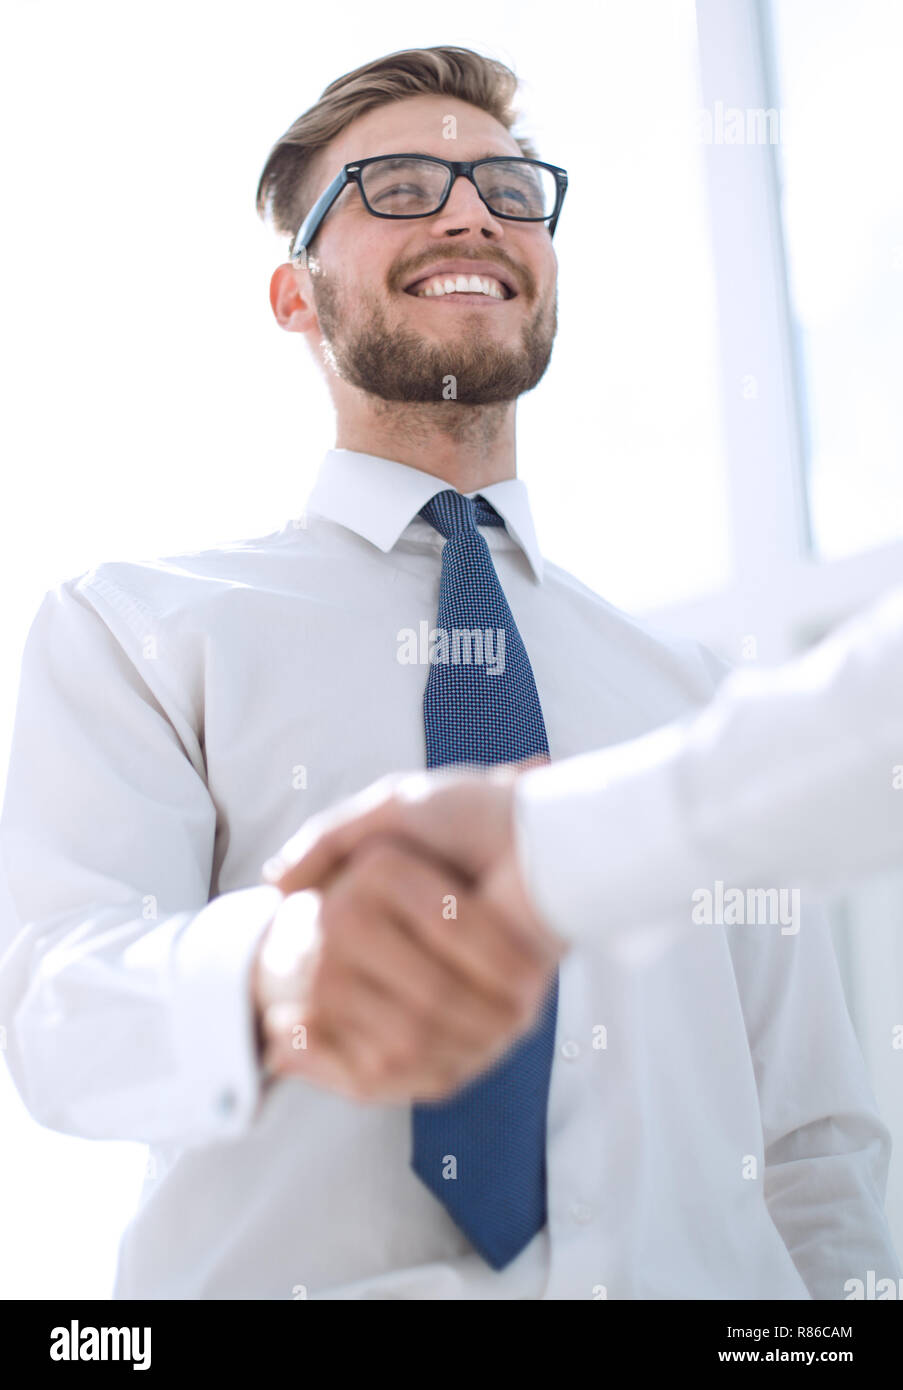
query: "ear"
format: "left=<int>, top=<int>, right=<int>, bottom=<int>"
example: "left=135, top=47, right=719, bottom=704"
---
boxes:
left=269, top=262, right=318, bottom=333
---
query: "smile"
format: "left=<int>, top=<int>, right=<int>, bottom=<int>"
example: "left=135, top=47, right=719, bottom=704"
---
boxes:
left=402, top=267, right=518, bottom=301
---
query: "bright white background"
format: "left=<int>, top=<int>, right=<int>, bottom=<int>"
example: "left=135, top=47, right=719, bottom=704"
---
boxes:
left=0, top=0, right=900, bottom=1297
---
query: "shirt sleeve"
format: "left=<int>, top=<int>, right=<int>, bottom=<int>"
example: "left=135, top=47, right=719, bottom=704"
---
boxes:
left=0, top=577, right=283, bottom=1146
left=513, top=583, right=903, bottom=945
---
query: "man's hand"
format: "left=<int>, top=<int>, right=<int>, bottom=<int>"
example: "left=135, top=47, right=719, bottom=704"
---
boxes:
left=263, top=763, right=556, bottom=942
left=254, top=765, right=566, bottom=1104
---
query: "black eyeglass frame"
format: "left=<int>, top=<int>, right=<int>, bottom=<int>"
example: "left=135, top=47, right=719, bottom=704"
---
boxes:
left=288, top=154, right=568, bottom=265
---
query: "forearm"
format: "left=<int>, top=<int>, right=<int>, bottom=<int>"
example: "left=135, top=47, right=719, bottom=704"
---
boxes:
left=513, top=586, right=903, bottom=945
left=0, top=884, right=281, bottom=1145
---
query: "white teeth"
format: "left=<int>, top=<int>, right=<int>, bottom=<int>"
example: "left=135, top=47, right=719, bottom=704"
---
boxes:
left=413, top=272, right=507, bottom=299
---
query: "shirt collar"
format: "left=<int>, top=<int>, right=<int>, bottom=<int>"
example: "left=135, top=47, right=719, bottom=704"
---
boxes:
left=304, top=448, right=544, bottom=582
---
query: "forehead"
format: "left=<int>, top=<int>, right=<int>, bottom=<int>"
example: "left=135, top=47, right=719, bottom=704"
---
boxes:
left=321, top=93, right=522, bottom=173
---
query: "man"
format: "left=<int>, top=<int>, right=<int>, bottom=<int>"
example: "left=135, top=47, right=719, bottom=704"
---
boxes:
left=0, top=45, right=897, bottom=1300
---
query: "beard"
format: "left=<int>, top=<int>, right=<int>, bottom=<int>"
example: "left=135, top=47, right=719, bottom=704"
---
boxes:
left=311, top=275, right=557, bottom=405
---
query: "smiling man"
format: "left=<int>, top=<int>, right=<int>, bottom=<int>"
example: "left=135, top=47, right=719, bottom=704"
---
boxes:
left=0, top=45, right=897, bottom=1301
left=262, top=77, right=561, bottom=473
left=281, top=148, right=556, bottom=412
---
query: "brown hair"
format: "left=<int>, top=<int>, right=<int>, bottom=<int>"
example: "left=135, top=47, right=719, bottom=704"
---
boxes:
left=255, top=45, right=538, bottom=249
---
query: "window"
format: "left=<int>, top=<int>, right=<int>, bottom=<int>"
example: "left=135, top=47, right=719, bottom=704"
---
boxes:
left=519, top=0, right=733, bottom=611
left=766, top=0, right=903, bottom=561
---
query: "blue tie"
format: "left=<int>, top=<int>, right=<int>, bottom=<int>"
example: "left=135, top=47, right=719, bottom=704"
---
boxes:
left=411, top=488, right=558, bottom=1271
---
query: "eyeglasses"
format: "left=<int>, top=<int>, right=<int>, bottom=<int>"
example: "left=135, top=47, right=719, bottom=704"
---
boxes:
left=289, top=154, right=568, bottom=265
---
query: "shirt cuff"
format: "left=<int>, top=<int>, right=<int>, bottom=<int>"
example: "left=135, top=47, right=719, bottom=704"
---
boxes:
left=171, top=883, right=284, bottom=1143
left=512, top=723, right=707, bottom=947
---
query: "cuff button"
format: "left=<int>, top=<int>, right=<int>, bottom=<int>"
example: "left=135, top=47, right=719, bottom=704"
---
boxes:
left=216, top=1087, right=238, bottom=1116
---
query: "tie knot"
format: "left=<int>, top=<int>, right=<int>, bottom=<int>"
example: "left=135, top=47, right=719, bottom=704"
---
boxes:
left=419, top=489, right=505, bottom=540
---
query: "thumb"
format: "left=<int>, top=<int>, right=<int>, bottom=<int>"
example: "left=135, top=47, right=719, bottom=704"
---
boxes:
left=262, top=774, right=413, bottom=894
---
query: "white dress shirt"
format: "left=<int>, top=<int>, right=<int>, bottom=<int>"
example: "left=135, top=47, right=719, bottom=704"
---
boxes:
left=0, top=448, right=897, bottom=1300
left=515, top=582, right=903, bottom=944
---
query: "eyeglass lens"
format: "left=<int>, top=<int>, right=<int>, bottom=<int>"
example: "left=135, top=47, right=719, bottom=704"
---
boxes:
left=360, top=157, right=556, bottom=219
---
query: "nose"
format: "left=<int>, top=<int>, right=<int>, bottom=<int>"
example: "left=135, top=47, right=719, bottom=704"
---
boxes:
left=429, top=172, right=505, bottom=238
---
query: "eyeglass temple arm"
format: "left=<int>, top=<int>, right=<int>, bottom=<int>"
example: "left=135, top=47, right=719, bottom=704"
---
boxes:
left=289, top=167, right=352, bottom=265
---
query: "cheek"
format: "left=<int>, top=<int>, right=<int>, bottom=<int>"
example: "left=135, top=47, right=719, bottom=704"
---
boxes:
left=538, top=243, right=558, bottom=288
left=343, top=232, right=402, bottom=296
left=507, top=233, right=554, bottom=300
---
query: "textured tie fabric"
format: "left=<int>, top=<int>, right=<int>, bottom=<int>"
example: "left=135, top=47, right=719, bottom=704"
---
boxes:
left=411, top=488, right=558, bottom=1271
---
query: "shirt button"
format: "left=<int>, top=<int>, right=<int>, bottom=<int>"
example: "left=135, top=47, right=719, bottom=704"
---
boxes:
left=561, top=1039, right=580, bottom=1060
left=216, top=1088, right=238, bottom=1117
left=570, top=1201, right=593, bottom=1225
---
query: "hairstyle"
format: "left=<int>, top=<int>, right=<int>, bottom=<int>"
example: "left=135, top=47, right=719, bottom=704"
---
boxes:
left=255, top=45, right=538, bottom=250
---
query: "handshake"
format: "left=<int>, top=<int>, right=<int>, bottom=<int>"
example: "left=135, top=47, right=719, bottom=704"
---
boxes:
left=252, top=763, right=567, bottom=1104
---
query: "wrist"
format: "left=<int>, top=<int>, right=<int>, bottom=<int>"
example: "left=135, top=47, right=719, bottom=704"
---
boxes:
left=251, top=910, right=280, bottom=1070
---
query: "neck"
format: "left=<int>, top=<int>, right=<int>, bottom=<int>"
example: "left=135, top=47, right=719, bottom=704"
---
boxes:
left=334, top=397, right=517, bottom=492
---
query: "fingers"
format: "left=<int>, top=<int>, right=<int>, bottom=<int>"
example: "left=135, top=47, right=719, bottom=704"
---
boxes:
left=263, top=951, right=515, bottom=1105
left=348, top=840, right=554, bottom=1012
left=332, top=911, right=522, bottom=1049
left=255, top=839, right=553, bottom=1104
left=299, top=971, right=492, bottom=1104
left=261, top=765, right=518, bottom=898
left=262, top=772, right=416, bottom=894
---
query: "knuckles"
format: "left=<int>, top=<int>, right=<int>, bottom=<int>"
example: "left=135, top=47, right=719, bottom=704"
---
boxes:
left=344, top=837, right=411, bottom=889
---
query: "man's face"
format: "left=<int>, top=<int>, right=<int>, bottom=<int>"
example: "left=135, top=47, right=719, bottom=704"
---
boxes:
left=298, top=94, right=559, bottom=405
